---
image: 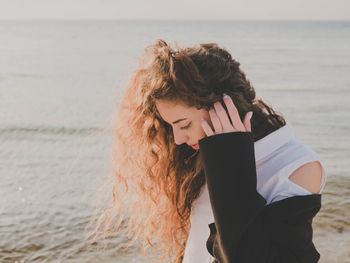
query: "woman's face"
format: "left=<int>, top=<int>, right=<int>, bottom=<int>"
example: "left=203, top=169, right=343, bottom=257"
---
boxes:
left=155, top=99, right=212, bottom=150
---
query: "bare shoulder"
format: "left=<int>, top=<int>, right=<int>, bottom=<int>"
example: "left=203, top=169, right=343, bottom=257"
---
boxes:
left=288, top=161, right=323, bottom=194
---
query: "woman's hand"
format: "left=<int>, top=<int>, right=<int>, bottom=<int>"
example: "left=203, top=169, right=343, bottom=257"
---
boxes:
left=201, top=93, right=253, bottom=137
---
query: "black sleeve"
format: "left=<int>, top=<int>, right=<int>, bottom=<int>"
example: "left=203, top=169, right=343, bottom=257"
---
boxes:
left=198, top=131, right=321, bottom=263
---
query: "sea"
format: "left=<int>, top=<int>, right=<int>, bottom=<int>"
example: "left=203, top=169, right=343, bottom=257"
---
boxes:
left=0, top=20, right=349, bottom=263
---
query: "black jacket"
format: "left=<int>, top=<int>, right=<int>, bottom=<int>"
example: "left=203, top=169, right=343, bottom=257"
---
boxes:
left=198, top=131, right=322, bottom=263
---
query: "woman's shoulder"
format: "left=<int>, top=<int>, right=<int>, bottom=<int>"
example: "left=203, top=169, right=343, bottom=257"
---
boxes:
left=256, top=131, right=327, bottom=203
left=281, top=139, right=327, bottom=196
left=288, top=161, right=323, bottom=194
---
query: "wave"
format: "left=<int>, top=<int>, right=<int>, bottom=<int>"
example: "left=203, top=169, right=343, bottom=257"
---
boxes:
left=0, top=125, right=110, bottom=136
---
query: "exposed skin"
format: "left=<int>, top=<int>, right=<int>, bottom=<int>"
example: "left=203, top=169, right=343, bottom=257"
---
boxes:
left=155, top=94, right=252, bottom=149
left=155, top=100, right=211, bottom=149
left=288, top=161, right=323, bottom=194
left=156, top=94, right=322, bottom=193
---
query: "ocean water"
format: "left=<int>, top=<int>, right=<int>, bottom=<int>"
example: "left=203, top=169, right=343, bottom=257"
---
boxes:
left=0, top=20, right=349, bottom=263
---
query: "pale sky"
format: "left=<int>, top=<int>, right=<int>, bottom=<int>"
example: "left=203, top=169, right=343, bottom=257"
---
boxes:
left=0, top=0, right=349, bottom=20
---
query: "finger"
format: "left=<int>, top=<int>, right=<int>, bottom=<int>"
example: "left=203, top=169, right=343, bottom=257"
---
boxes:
left=243, top=111, right=252, bottom=132
left=201, top=117, right=215, bottom=136
left=223, top=95, right=245, bottom=131
left=209, top=107, right=223, bottom=133
left=213, top=101, right=234, bottom=132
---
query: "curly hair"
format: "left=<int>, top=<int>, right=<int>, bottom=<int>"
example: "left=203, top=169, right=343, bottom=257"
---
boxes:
left=86, top=39, right=286, bottom=263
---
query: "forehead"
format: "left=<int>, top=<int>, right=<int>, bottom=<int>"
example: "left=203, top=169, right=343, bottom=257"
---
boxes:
left=155, top=100, right=195, bottom=122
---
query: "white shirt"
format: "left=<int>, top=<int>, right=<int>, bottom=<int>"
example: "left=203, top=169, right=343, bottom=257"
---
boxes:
left=182, top=123, right=327, bottom=263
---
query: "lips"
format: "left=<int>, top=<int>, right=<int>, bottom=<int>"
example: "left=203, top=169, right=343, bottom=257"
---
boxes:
left=190, top=143, right=199, bottom=149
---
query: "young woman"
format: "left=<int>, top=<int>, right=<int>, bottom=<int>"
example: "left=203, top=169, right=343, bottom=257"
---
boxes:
left=88, top=39, right=327, bottom=263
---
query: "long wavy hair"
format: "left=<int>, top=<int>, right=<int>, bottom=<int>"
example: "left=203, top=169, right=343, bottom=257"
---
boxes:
left=86, top=39, right=286, bottom=263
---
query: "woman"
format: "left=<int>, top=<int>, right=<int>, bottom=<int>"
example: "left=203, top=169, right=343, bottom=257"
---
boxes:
left=87, top=39, right=326, bottom=263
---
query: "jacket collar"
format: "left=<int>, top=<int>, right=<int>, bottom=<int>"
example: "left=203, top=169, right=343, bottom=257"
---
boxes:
left=254, top=123, right=295, bottom=162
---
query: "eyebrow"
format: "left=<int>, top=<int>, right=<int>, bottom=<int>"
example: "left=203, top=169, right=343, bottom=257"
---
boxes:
left=172, top=118, right=187, bottom=124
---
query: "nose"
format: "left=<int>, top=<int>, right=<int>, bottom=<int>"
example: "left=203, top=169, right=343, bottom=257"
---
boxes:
left=173, top=129, right=189, bottom=145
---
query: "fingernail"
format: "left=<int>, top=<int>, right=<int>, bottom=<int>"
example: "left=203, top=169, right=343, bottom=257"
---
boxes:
left=223, top=93, right=229, bottom=98
left=248, top=111, right=253, bottom=119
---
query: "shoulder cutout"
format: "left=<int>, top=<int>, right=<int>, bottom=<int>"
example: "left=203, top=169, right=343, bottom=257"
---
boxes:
left=288, top=161, right=323, bottom=194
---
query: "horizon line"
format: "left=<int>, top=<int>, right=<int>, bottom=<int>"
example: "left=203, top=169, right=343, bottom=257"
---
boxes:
left=0, top=18, right=349, bottom=22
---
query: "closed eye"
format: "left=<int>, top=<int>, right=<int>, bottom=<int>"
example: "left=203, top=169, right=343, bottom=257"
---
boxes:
left=180, top=122, right=192, bottom=130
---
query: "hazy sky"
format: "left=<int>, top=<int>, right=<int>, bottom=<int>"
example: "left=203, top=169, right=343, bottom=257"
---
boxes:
left=0, top=0, right=349, bottom=20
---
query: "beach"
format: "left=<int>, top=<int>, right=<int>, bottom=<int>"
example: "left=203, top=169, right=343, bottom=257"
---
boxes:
left=0, top=20, right=349, bottom=262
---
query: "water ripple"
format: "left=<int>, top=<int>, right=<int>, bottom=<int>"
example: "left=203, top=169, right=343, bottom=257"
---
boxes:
left=0, top=125, right=108, bottom=136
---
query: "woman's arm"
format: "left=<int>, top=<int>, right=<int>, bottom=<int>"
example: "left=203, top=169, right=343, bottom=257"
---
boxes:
left=198, top=131, right=321, bottom=263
